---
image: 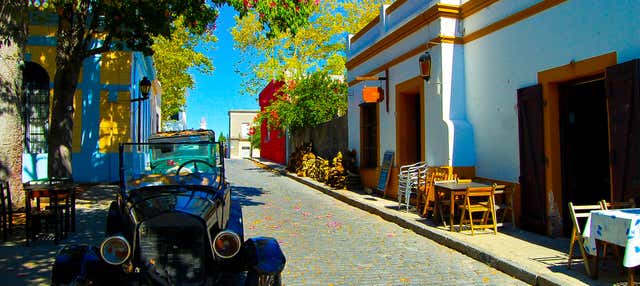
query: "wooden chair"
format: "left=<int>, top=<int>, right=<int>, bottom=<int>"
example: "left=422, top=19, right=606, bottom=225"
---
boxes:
left=0, top=180, right=27, bottom=241
left=599, top=199, right=635, bottom=210
left=419, top=167, right=447, bottom=217
left=432, top=170, right=456, bottom=224
left=493, top=184, right=516, bottom=228
left=458, top=184, right=498, bottom=235
left=597, top=199, right=636, bottom=265
left=567, top=202, right=602, bottom=277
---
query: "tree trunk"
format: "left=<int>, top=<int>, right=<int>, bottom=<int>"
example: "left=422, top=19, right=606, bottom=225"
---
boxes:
left=48, top=64, right=80, bottom=178
left=48, top=12, right=85, bottom=179
left=0, top=1, right=28, bottom=204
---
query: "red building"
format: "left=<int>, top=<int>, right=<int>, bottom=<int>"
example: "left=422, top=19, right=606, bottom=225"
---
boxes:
left=258, top=80, right=286, bottom=165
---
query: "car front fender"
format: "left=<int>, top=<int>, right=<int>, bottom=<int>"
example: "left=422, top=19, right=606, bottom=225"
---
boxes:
left=51, top=244, right=122, bottom=285
left=242, top=237, right=286, bottom=274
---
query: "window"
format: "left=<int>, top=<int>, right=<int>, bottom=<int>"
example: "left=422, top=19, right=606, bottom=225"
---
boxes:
left=240, top=123, right=250, bottom=139
left=23, top=82, right=49, bottom=153
left=360, top=103, right=378, bottom=168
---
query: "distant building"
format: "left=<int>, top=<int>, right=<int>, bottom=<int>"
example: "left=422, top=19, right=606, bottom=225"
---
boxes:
left=258, top=80, right=286, bottom=165
left=162, top=111, right=187, bottom=131
left=228, top=110, right=260, bottom=158
left=199, top=117, right=207, bottom=129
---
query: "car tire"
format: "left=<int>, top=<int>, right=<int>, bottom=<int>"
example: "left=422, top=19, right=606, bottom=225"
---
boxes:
left=245, top=271, right=281, bottom=286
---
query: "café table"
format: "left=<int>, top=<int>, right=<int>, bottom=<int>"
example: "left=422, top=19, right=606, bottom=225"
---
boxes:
left=583, top=208, right=640, bottom=284
left=23, top=180, right=78, bottom=245
left=433, top=180, right=492, bottom=231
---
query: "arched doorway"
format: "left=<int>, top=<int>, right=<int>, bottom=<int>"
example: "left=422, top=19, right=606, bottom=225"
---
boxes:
left=22, top=62, right=50, bottom=154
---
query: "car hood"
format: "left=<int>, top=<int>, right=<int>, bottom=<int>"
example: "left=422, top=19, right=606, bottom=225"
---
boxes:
left=128, top=188, right=222, bottom=225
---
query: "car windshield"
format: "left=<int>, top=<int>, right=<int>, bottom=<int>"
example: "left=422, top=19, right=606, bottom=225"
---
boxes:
left=120, top=142, right=222, bottom=192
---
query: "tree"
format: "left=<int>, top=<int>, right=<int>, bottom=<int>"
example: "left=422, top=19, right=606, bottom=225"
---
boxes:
left=257, top=71, right=347, bottom=131
left=152, top=16, right=216, bottom=120
left=27, top=0, right=316, bottom=178
left=248, top=124, right=260, bottom=150
left=231, top=0, right=385, bottom=96
left=0, top=1, right=28, bottom=202
left=217, top=132, right=227, bottom=145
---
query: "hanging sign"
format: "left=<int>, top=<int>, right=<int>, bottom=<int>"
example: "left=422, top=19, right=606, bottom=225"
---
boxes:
left=362, top=86, right=384, bottom=103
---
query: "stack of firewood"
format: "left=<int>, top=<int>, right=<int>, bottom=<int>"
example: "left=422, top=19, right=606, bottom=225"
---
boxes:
left=326, top=151, right=346, bottom=189
left=287, top=144, right=347, bottom=189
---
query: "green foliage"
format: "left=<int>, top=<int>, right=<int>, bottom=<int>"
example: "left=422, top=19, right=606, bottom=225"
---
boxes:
left=152, top=17, right=216, bottom=120
left=26, top=0, right=317, bottom=175
left=231, top=0, right=386, bottom=96
left=218, top=133, right=227, bottom=144
left=257, top=71, right=347, bottom=131
left=219, top=0, right=317, bottom=38
left=248, top=124, right=260, bottom=149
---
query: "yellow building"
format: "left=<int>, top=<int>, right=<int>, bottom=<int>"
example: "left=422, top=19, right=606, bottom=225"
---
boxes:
left=23, top=22, right=162, bottom=183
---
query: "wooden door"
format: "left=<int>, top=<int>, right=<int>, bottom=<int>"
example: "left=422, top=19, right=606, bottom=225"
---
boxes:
left=605, top=59, right=640, bottom=202
left=517, top=85, right=547, bottom=234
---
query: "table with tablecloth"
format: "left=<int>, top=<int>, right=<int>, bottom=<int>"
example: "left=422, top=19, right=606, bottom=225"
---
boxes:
left=583, top=208, right=640, bottom=283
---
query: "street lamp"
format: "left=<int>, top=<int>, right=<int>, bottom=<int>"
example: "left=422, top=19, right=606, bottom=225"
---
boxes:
left=132, top=76, right=152, bottom=143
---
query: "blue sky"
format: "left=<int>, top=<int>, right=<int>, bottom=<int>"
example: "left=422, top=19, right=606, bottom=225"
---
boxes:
left=186, top=6, right=259, bottom=139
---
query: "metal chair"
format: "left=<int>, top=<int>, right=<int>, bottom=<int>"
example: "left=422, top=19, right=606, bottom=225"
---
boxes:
left=397, top=161, right=428, bottom=212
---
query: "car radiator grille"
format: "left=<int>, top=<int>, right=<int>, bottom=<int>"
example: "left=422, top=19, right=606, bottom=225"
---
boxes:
left=139, top=213, right=206, bottom=285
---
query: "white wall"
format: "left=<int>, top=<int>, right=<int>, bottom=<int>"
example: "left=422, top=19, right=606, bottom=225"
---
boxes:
left=464, top=0, right=640, bottom=182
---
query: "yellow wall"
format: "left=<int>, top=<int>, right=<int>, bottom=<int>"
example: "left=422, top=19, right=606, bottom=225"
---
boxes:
left=99, top=91, right=131, bottom=153
left=25, top=45, right=56, bottom=80
left=101, top=51, right=131, bottom=86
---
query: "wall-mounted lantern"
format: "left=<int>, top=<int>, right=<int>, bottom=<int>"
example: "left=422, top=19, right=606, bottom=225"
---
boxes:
left=139, top=76, right=152, bottom=100
left=131, top=76, right=152, bottom=144
left=419, top=52, right=431, bottom=82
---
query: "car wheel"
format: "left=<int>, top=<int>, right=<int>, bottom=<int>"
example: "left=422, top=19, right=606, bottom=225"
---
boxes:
left=245, top=271, right=281, bottom=286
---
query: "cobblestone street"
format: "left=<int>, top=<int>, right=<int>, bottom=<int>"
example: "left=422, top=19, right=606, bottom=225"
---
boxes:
left=0, top=159, right=528, bottom=285
left=228, top=159, right=527, bottom=285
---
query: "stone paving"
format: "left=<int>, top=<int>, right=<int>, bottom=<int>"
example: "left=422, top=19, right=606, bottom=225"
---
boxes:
left=228, top=159, right=527, bottom=285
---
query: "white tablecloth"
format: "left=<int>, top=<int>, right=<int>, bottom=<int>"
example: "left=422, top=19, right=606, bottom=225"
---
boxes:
left=583, top=208, right=640, bottom=268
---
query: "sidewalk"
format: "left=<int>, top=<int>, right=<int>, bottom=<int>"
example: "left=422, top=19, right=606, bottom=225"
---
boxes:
left=248, top=157, right=629, bottom=286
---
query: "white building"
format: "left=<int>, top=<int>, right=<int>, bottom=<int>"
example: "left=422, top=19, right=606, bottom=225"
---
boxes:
left=347, top=0, right=640, bottom=236
left=228, top=110, right=260, bottom=158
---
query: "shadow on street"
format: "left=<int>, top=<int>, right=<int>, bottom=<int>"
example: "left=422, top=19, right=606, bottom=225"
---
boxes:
left=0, top=184, right=117, bottom=285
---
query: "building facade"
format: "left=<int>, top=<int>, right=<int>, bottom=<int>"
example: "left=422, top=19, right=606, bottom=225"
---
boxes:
left=228, top=110, right=260, bottom=159
left=347, top=0, right=640, bottom=236
left=258, top=80, right=287, bottom=165
left=23, top=21, right=161, bottom=183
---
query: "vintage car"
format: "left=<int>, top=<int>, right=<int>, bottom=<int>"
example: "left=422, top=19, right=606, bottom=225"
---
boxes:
left=51, top=130, right=285, bottom=285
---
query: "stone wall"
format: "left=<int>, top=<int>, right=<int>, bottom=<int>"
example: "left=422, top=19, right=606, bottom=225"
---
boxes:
left=287, top=116, right=348, bottom=162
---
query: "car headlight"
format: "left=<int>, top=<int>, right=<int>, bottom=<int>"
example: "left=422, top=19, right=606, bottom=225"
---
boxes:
left=100, top=235, right=131, bottom=265
left=212, top=230, right=241, bottom=258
